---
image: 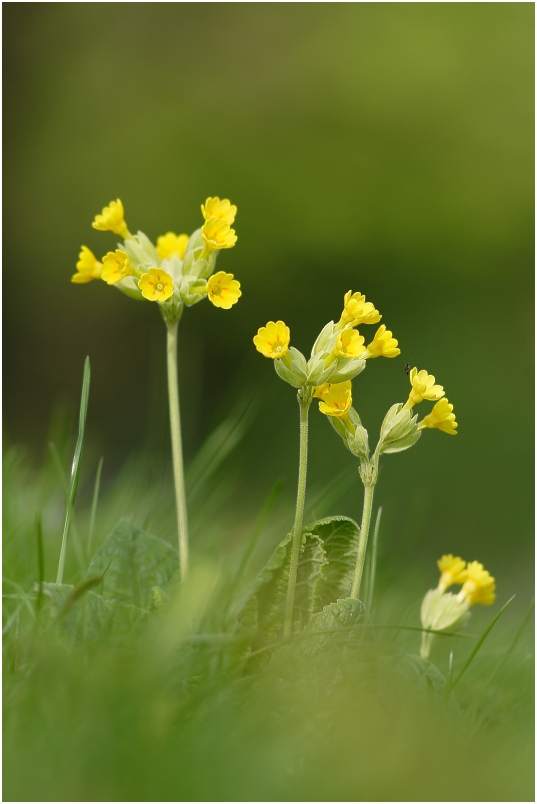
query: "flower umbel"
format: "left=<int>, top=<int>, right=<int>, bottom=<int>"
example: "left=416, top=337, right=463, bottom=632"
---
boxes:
left=71, top=246, right=102, bottom=283
left=206, top=271, right=241, bottom=309
left=157, top=232, right=189, bottom=260
left=458, top=561, right=496, bottom=606
left=419, top=398, right=457, bottom=435
left=437, top=554, right=468, bottom=591
left=403, top=368, right=445, bottom=410
left=338, top=291, right=381, bottom=329
left=317, top=381, right=352, bottom=418
left=138, top=268, right=174, bottom=302
left=92, top=199, right=129, bottom=238
left=253, top=321, right=290, bottom=359
left=201, top=217, right=237, bottom=251
left=201, top=197, right=237, bottom=225
left=363, top=325, right=401, bottom=359
left=101, top=250, right=134, bottom=285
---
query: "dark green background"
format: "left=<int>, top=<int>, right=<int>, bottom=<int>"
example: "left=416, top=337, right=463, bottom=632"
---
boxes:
left=4, top=4, right=534, bottom=581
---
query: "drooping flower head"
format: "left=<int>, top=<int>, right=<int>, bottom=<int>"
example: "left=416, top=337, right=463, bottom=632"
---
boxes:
left=206, top=271, right=242, bottom=309
left=333, top=328, right=366, bottom=359
left=157, top=232, right=189, bottom=260
left=437, top=554, right=467, bottom=592
left=253, top=321, right=291, bottom=359
left=201, top=217, right=237, bottom=251
left=419, top=398, right=457, bottom=435
left=71, top=246, right=102, bottom=284
left=101, top=250, right=134, bottom=285
left=338, top=291, right=381, bottom=328
left=317, top=381, right=352, bottom=418
left=404, top=368, right=445, bottom=409
left=459, top=561, right=496, bottom=606
left=363, top=325, right=401, bottom=359
left=201, top=197, right=237, bottom=225
left=92, top=199, right=129, bottom=239
left=138, top=268, right=174, bottom=302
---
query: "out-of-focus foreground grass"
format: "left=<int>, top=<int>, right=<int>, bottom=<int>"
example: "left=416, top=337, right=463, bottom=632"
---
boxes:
left=3, top=413, right=534, bottom=801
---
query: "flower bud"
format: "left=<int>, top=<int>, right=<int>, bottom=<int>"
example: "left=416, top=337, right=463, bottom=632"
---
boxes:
left=379, top=403, right=421, bottom=454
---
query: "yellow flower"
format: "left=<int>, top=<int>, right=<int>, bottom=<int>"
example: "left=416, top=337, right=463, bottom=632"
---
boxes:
left=419, top=398, right=458, bottom=435
left=138, top=268, right=174, bottom=302
left=253, top=321, right=290, bottom=359
left=157, top=232, right=189, bottom=260
left=437, top=554, right=468, bottom=592
left=363, top=325, right=401, bottom=358
left=201, top=217, right=237, bottom=251
left=71, top=246, right=102, bottom=284
left=338, top=291, right=381, bottom=328
left=201, top=197, right=237, bottom=225
left=313, top=383, right=330, bottom=399
left=206, top=271, right=242, bottom=309
left=333, top=328, right=366, bottom=359
left=92, top=199, right=129, bottom=238
left=101, top=250, right=134, bottom=285
left=403, top=368, right=445, bottom=409
left=318, top=381, right=352, bottom=418
left=459, top=561, right=496, bottom=606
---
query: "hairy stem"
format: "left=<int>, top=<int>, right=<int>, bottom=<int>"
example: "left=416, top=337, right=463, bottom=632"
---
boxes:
left=166, top=320, right=189, bottom=581
left=283, top=391, right=311, bottom=638
left=350, top=479, right=376, bottom=600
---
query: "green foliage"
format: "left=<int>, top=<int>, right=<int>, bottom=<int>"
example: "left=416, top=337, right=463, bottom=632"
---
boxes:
left=87, top=519, right=179, bottom=609
left=234, top=516, right=360, bottom=669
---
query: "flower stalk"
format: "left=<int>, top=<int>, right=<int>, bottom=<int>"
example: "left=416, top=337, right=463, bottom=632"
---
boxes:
left=166, top=318, right=189, bottom=582
left=350, top=457, right=378, bottom=600
left=283, top=389, right=312, bottom=638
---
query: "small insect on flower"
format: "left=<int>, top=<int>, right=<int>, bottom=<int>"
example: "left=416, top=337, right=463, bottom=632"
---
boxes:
left=405, top=363, right=411, bottom=376
left=138, top=268, right=174, bottom=302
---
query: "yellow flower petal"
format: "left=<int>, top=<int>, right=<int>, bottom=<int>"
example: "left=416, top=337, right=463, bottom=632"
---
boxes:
left=92, top=199, right=129, bottom=238
left=338, top=290, right=381, bottom=328
left=364, top=325, right=401, bottom=359
left=201, top=217, right=237, bottom=251
left=201, top=197, right=237, bottom=225
left=253, top=321, right=290, bottom=359
left=437, top=554, right=467, bottom=591
left=156, top=232, right=189, bottom=260
left=318, top=381, right=352, bottom=418
left=405, top=368, right=445, bottom=408
left=206, top=271, right=241, bottom=309
left=333, top=328, right=366, bottom=359
left=419, top=398, right=458, bottom=435
left=459, top=561, right=496, bottom=606
left=101, top=250, right=134, bottom=286
left=71, top=246, right=102, bottom=283
left=138, top=268, right=174, bottom=302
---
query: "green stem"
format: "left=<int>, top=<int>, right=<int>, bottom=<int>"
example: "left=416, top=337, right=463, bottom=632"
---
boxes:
left=350, top=476, right=376, bottom=600
left=283, top=390, right=311, bottom=638
left=166, top=319, right=189, bottom=582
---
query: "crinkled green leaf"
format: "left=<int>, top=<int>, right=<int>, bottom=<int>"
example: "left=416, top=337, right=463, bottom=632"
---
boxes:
left=87, top=519, right=179, bottom=609
left=304, top=516, right=360, bottom=608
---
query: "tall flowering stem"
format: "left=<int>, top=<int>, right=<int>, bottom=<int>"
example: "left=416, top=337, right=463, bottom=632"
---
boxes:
left=350, top=457, right=378, bottom=600
left=166, top=319, right=189, bottom=581
left=283, top=388, right=312, bottom=638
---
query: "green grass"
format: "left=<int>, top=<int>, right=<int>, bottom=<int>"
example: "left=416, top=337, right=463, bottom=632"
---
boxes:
left=3, top=394, right=534, bottom=802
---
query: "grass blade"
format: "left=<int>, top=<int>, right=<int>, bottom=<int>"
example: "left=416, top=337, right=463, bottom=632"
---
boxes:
left=49, top=442, right=85, bottom=574
left=35, top=515, right=45, bottom=615
left=466, top=598, right=534, bottom=727
left=56, top=357, right=91, bottom=584
left=445, top=594, right=516, bottom=698
left=87, top=456, right=104, bottom=560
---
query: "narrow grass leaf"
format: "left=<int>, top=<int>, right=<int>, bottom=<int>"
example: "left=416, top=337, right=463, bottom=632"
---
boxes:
left=56, top=357, right=90, bottom=584
left=446, top=595, right=516, bottom=698
left=87, top=456, right=104, bottom=560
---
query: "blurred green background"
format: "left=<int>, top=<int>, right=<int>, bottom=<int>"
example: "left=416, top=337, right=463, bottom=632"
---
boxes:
left=4, top=3, right=534, bottom=583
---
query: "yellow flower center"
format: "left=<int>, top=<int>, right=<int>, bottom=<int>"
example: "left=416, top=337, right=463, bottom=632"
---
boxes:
left=212, top=284, right=222, bottom=295
left=271, top=342, right=283, bottom=354
left=156, top=282, right=164, bottom=293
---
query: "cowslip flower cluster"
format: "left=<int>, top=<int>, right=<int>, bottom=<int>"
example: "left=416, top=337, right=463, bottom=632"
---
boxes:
left=420, top=554, right=496, bottom=658
left=71, top=197, right=241, bottom=322
left=253, top=289, right=399, bottom=391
